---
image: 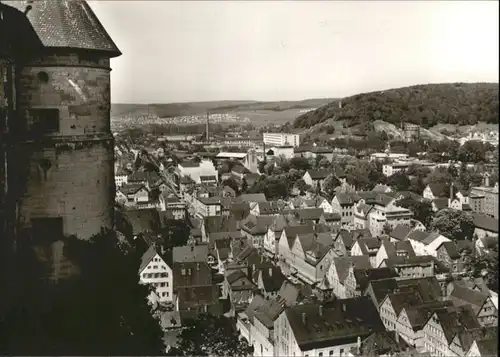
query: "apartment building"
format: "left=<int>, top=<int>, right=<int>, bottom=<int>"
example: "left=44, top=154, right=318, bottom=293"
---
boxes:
left=263, top=133, right=300, bottom=147
left=138, top=246, right=173, bottom=303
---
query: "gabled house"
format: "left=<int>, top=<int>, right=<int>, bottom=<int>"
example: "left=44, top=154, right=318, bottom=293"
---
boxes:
left=423, top=183, right=448, bottom=201
left=389, top=224, right=413, bottom=243
left=274, top=297, right=386, bottom=357
left=240, top=214, right=274, bottom=248
left=449, top=285, right=498, bottom=327
left=285, top=208, right=326, bottom=225
left=421, top=305, right=481, bottom=357
left=466, top=338, right=498, bottom=357
left=302, top=169, right=332, bottom=191
left=139, top=245, right=173, bottom=303
left=201, top=215, right=238, bottom=244
left=381, top=255, right=436, bottom=280
left=118, top=183, right=150, bottom=204
left=324, top=255, right=371, bottom=299
left=471, top=213, right=499, bottom=240
left=351, top=237, right=382, bottom=267
left=396, top=300, right=454, bottom=348
left=406, top=231, right=451, bottom=257
left=375, top=239, right=416, bottom=268
left=435, top=240, right=473, bottom=275
left=254, top=265, right=287, bottom=299
left=344, top=266, right=399, bottom=298
left=250, top=201, right=280, bottom=216
left=223, top=269, right=258, bottom=316
left=281, top=231, right=336, bottom=285
left=331, top=193, right=362, bottom=228
left=449, top=326, right=498, bottom=357
left=264, top=215, right=298, bottom=256
left=277, top=224, right=315, bottom=261
left=347, top=330, right=409, bottom=357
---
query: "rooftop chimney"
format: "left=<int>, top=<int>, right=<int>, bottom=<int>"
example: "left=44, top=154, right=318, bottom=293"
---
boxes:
left=269, top=267, right=273, bottom=276
left=302, top=312, right=306, bottom=324
left=319, top=305, right=323, bottom=317
left=357, top=336, right=362, bottom=354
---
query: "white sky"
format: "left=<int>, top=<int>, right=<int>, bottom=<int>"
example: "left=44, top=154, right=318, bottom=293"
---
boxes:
left=88, top=1, right=499, bottom=104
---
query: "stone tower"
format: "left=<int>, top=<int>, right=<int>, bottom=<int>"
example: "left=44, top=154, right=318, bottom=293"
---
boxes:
left=6, top=0, right=121, bottom=243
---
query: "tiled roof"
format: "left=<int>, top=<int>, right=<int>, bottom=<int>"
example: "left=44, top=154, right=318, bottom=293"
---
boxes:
left=0, top=3, right=43, bottom=58
left=335, top=193, right=361, bottom=205
left=285, top=297, right=385, bottom=351
left=404, top=300, right=453, bottom=330
left=240, top=214, right=274, bottom=235
left=6, top=0, right=121, bottom=56
left=433, top=197, right=449, bottom=210
left=353, top=267, right=399, bottom=292
left=475, top=338, right=498, bottom=356
left=353, top=330, right=409, bottom=356
left=471, top=212, right=499, bottom=233
left=173, top=261, right=212, bottom=289
left=453, top=326, right=498, bottom=354
left=307, top=169, right=332, bottom=180
left=432, top=305, right=481, bottom=344
left=390, top=224, right=412, bottom=241
left=450, top=285, right=490, bottom=314
left=259, top=266, right=286, bottom=293
left=172, top=245, right=208, bottom=263
left=119, top=183, right=146, bottom=195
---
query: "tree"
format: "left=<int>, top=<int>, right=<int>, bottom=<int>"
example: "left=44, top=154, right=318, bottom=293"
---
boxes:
left=458, top=141, right=491, bottom=163
left=290, top=157, right=311, bottom=171
left=322, top=173, right=340, bottom=200
left=465, top=243, right=499, bottom=292
left=424, top=167, right=454, bottom=198
left=295, top=178, right=308, bottom=194
left=167, top=314, right=252, bottom=357
left=0, top=229, right=165, bottom=355
left=386, top=172, right=411, bottom=192
left=345, top=160, right=384, bottom=190
left=430, top=209, right=475, bottom=241
left=397, top=198, right=434, bottom=228
left=222, top=177, right=240, bottom=194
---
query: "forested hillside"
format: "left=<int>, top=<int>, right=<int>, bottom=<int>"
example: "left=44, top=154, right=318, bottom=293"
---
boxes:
left=293, top=83, right=499, bottom=129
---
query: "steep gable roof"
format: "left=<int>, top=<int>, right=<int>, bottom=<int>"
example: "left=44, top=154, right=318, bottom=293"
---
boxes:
left=390, top=225, right=412, bottom=241
left=172, top=245, right=208, bottom=263
left=6, top=0, right=121, bottom=56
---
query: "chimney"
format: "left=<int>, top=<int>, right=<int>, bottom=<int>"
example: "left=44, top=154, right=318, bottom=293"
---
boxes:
left=206, top=111, right=210, bottom=142
left=357, top=336, right=361, bottom=354
left=319, top=305, right=323, bottom=317
left=342, top=303, right=346, bottom=312
left=269, top=267, right=273, bottom=277
left=484, top=174, right=490, bottom=187
left=301, top=312, right=306, bottom=324
left=395, top=331, right=400, bottom=344
left=197, top=263, right=200, bottom=271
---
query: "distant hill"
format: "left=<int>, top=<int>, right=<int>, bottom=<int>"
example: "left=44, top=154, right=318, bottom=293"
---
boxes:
left=293, top=83, right=499, bottom=130
left=112, top=98, right=333, bottom=119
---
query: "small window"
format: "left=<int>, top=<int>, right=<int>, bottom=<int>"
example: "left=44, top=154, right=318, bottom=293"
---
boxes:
left=181, top=268, right=186, bottom=275
left=29, top=108, right=59, bottom=133
left=37, top=71, right=49, bottom=83
left=329, top=351, right=333, bottom=356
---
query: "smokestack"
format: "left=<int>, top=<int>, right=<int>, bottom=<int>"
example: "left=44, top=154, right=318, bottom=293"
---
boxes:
left=302, top=312, right=306, bottom=324
left=319, top=305, right=323, bottom=317
left=206, top=111, right=209, bottom=142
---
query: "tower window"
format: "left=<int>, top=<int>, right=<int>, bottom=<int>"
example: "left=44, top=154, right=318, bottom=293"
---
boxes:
left=37, top=71, right=49, bottom=83
left=29, top=109, right=59, bottom=133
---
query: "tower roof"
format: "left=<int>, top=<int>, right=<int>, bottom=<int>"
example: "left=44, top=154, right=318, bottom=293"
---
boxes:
left=4, top=0, right=121, bottom=57
left=0, top=2, right=43, bottom=59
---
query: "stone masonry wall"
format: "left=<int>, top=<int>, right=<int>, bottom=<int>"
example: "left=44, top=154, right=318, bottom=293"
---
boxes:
left=15, top=52, right=114, bottom=240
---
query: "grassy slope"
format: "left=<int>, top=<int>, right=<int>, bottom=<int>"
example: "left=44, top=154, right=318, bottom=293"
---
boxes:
left=111, top=98, right=334, bottom=119
left=293, top=83, right=499, bottom=131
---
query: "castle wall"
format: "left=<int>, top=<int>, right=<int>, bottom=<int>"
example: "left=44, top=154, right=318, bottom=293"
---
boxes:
left=15, top=50, right=114, bottom=240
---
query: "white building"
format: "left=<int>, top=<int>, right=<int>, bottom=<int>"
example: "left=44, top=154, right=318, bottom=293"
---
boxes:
left=177, top=159, right=218, bottom=184
left=138, top=246, right=173, bottom=303
left=263, top=133, right=300, bottom=148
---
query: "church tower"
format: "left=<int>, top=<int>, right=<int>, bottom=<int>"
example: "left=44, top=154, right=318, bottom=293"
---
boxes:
left=6, top=0, right=121, bottom=244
